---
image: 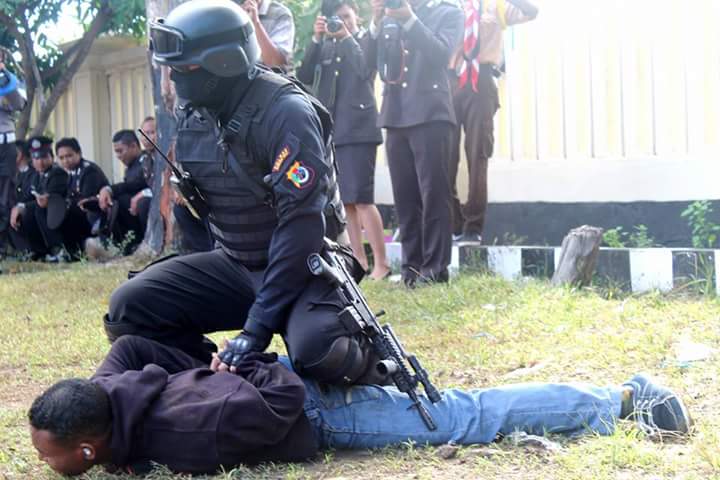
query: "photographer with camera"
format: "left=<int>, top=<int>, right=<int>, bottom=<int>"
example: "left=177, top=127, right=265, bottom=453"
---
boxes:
left=297, top=0, right=390, bottom=280
left=449, top=0, right=538, bottom=243
left=369, top=0, right=463, bottom=287
left=0, top=50, right=27, bottom=258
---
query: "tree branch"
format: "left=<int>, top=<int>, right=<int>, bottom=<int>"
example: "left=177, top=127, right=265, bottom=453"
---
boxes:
left=31, top=1, right=113, bottom=136
left=0, top=8, right=37, bottom=138
left=40, top=41, right=83, bottom=83
left=21, top=15, right=46, bottom=110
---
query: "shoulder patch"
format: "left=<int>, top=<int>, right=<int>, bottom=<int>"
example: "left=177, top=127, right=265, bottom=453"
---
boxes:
left=273, top=145, right=292, bottom=172
left=286, top=161, right=315, bottom=189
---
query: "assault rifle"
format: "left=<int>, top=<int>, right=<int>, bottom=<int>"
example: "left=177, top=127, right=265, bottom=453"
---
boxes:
left=307, top=239, right=442, bottom=430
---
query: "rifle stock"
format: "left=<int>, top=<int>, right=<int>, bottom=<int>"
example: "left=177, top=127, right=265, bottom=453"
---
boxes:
left=307, top=239, right=442, bottom=430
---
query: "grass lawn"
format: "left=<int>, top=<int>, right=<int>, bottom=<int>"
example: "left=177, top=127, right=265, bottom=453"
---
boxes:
left=1, top=259, right=719, bottom=479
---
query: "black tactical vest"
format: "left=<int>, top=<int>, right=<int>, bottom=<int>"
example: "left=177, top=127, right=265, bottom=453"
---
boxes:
left=176, top=70, right=345, bottom=270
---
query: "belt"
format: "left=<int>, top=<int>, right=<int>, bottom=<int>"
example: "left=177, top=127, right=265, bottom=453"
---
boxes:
left=0, top=132, right=16, bottom=144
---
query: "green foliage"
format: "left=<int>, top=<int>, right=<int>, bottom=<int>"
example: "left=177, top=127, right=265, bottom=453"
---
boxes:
left=602, top=227, right=625, bottom=248
left=0, top=266, right=717, bottom=478
left=286, top=0, right=372, bottom=62
left=627, top=224, right=655, bottom=248
left=285, top=0, right=321, bottom=59
left=0, top=0, right=145, bottom=86
left=681, top=200, right=720, bottom=249
left=602, top=225, right=656, bottom=248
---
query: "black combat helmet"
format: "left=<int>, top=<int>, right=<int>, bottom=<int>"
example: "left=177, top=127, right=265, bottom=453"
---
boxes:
left=149, top=0, right=260, bottom=77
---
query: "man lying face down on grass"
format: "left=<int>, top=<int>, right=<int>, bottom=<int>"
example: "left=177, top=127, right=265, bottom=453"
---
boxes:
left=29, top=335, right=691, bottom=476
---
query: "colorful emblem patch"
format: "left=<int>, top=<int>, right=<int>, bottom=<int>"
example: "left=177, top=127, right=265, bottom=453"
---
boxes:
left=286, top=161, right=315, bottom=189
left=273, top=145, right=291, bottom=172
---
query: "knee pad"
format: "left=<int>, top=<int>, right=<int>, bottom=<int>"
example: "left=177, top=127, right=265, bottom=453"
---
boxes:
left=103, top=313, right=141, bottom=343
left=295, top=336, right=370, bottom=385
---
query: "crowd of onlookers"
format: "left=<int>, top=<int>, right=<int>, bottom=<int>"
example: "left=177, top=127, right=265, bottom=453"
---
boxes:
left=0, top=0, right=538, bottom=278
left=0, top=119, right=156, bottom=262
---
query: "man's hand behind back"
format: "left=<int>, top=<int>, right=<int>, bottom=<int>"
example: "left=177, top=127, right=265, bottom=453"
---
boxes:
left=211, top=332, right=272, bottom=373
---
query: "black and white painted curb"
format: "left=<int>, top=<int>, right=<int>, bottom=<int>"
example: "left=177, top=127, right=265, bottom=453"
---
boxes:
left=385, top=242, right=719, bottom=294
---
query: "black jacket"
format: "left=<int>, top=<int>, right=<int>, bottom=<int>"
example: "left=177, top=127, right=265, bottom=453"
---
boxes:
left=297, top=31, right=383, bottom=146
left=67, top=159, right=109, bottom=205
left=14, top=165, right=38, bottom=204
left=91, top=336, right=318, bottom=475
left=375, top=0, right=464, bottom=128
left=26, top=164, right=68, bottom=211
left=110, top=155, right=146, bottom=198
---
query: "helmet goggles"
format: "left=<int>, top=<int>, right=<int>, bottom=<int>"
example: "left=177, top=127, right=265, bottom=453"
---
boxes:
left=150, top=19, right=255, bottom=61
left=149, top=21, right=185, bottom=59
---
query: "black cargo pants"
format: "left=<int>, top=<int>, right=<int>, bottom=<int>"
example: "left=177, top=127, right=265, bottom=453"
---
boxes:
left=104, top=248, right=383, bottom=386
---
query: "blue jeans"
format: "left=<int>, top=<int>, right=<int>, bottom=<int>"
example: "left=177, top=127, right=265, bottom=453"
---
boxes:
left=279, top=359, right=623, bottom=449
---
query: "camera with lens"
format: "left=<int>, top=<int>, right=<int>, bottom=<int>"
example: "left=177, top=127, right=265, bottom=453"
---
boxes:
left=385, top=0, right=403, bottom=9
left=326, top=15, right=344, bottom=33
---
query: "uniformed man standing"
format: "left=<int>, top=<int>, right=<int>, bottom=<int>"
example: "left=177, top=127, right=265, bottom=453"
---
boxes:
left=370, top=0, right=463, bottom=287
left=297, top=0, right=390, bottom=280
left=105, top=0, right=383, bottom=386
left=56, top=137, right=109, bottom=257
left=0, top=52, right=27, bottom=258
left=449, top=0, right=537, bottom=242
left=10, top=137, right=69, bottom=262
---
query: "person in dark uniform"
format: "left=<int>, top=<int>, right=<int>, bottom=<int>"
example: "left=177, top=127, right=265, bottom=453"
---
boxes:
left=370, top=0, right=463, bottom=287
left=297, top=0, right=390, bottom=280
left=56, top=137, right=109, bottom=258
left=166, top=115, right=215, bottom=254
left=94, top=130, right=148, bottom=255
left=0, top=52, right=27, bottom=258
left=12, top=140, right=36, bottom=207
left=7, top=139, right=37, bottom=253
left=104, top=0, right=384, bottom=386
left=10, top=137, right=69, bottom=262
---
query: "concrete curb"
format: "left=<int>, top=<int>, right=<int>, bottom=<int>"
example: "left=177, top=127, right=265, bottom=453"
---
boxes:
left=385, top=242, right=718, bottom=294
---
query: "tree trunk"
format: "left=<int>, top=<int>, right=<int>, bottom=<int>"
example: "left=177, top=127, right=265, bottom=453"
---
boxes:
left=0, top=12, right=39, bottom=139
left=30, top=4, right=112, bottom=137
left=139, top=0, right=188, bottom=255
left=551, top=225, right=604, bottom=287
left=0, top=4, right=111, bottom=138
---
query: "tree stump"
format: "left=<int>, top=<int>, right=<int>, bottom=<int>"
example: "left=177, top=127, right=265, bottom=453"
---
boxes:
left=551, top=225, right=604, bottom=287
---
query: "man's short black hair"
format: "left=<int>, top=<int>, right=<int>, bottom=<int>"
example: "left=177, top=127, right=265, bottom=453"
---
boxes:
left=15, top=140, right=30, bottom=159
left=55, top=137, right=82, bottom=155
left=321, top=0, right=358, bottom=16
left=29, top=379, right=111, bottom=443
left=112, top=129, right=140, bottom=148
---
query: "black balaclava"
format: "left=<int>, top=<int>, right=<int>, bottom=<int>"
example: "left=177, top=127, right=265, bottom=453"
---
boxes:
left=170, top=67, right=239, bottom=110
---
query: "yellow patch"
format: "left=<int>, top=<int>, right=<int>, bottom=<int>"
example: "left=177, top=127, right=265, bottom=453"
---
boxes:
left=273, top=146, right=291, bottom=172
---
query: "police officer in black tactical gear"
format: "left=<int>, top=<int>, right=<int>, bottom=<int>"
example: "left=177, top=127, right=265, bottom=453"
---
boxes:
left=104, top=0, right=384, bottom=386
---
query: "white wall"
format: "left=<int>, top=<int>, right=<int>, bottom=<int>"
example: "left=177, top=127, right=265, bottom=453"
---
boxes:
left=376, top=0, right=720, bottom=204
